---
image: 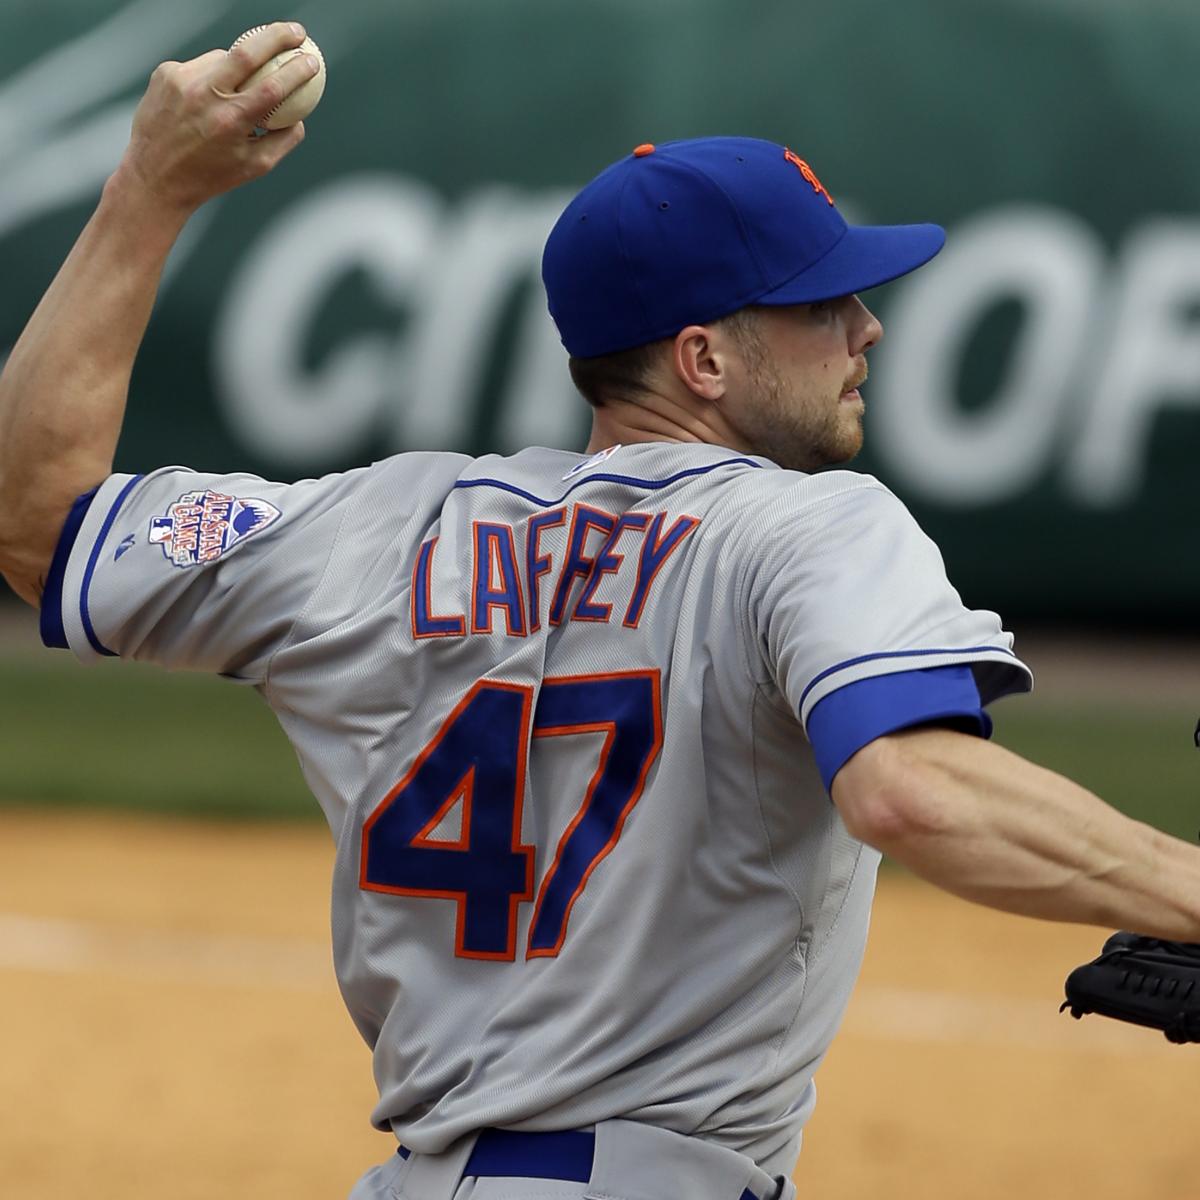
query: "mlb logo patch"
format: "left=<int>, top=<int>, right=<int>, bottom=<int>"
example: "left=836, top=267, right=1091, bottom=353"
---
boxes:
left=561, top=443, right=622, bottom=482
left=149, top=489, right=281, bottom=569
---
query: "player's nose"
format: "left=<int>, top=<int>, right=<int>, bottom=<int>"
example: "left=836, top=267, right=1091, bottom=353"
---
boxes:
left=849, top=295, right=883, bottom=355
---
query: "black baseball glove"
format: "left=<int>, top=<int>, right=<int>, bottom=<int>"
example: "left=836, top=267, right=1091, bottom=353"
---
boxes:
left=1061, top=931, right=1200, bottom=1044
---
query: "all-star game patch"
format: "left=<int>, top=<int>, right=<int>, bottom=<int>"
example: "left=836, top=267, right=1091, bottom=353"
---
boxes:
left=148, top=489, right=281, bottom=569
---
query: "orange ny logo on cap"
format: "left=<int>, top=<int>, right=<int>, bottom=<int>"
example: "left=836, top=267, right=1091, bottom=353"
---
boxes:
left=783, top=149, right=834, bottom=206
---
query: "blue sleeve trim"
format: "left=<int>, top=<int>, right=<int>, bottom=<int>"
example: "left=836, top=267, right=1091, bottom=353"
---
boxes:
left=797, top=644, right=1018, bottom=712
left=807, top=664, right=992, bottom=793
left=80, top=474, right=145, bottom=657
left=38, top=487, right=100, bottom=649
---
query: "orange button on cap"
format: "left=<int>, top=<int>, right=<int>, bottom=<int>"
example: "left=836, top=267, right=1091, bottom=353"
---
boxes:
left=633, top=143, right=656, bottom=157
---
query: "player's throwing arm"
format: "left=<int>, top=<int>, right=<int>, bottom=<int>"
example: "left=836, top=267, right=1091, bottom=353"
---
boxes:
left=0, top=23, right=321, bottom=605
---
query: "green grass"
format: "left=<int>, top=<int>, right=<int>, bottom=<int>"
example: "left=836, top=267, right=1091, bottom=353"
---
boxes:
left=0, top=655, right=315, bottom=820
left=990, top=698, right=1200, bottom=843
left=1, top=655, right=1196, bottom=838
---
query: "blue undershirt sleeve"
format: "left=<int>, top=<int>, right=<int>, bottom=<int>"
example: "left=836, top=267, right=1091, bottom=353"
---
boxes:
left=39, top=486, right=100, bottom=650
left=806, top=664, right=991, bottom=793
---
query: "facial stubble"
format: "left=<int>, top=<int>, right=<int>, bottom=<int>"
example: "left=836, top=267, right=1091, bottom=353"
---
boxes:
left=726, top=324, right=864, bottom=473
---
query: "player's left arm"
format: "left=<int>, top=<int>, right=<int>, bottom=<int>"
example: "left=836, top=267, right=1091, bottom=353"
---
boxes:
left=0, top=23, right=315, bottom=606
left=830, top=725, right=1200, bottom=941
left=741, top=476, right=1200, bottom=941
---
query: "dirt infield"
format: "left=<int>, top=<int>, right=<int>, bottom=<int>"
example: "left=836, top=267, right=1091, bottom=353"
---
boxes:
left=1, top=807, right=1195, bottom=1200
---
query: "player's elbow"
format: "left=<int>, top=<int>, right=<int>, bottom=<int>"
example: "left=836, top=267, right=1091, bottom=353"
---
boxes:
left=830, top=733, right=952, bottom=851
left=0, top=487, right=58, bottom=609
left=0, top=538, right=47, bottom=608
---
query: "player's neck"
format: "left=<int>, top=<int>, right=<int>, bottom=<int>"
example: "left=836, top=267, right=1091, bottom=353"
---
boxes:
left=585, top=390, right=748, bottom=456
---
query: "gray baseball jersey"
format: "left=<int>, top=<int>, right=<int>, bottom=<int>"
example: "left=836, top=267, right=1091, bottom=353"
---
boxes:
left=41, top=441, right=1031, bottom=1177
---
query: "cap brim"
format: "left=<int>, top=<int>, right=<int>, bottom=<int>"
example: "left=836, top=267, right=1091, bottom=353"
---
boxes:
left=756, top=222, right=946, bottom=305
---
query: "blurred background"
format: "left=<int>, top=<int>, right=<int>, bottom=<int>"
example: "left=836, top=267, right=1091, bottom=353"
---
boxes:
left=1, top=0, right=1199, bottom=1197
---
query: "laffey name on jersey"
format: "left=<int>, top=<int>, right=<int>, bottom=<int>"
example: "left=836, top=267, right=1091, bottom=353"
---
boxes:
left=412, top=503, right=700, bottom=639
left=148, top=489, right=281, bottom=569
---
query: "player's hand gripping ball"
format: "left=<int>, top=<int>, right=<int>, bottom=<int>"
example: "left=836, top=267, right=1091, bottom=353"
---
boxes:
left=231, top=25, right=326, bottom=129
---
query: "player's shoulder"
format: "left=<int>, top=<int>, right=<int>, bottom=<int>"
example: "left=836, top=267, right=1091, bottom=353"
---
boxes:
left=734, top=464, right=894, bottom=506
left=363, top=449, right=477, bottom=490
left=364, top=445, right=912, bottom=540
left=719, top=464, right=914, bottom=540
left=447, top=445, right=596, bottom=502
left=709, top=465, right=947, bottom=605
left=334, top=449, right=483, bottom=521
left=442, top=442, right=779, bottom=514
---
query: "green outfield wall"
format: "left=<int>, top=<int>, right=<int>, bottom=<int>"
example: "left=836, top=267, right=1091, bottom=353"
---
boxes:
left=2, top=0, right=1198, bottom=622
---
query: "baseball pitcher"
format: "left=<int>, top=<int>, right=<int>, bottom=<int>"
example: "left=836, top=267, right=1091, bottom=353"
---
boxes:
left=3, top=23, right=1200, bottom=1200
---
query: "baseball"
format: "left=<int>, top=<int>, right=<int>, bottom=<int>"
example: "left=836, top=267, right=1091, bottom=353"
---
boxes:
left=231, top=26, right=326, bottom=130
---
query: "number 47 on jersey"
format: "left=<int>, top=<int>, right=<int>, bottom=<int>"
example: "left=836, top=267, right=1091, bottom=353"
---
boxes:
left=360, top=670, right=663, bottom=961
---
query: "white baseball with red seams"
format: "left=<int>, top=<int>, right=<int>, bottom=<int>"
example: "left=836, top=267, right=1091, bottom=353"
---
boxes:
left=231, top=26, right=326, bottom=129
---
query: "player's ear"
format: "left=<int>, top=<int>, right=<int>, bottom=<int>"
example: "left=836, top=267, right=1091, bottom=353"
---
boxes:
left=671, top=324, right=728, bottom=402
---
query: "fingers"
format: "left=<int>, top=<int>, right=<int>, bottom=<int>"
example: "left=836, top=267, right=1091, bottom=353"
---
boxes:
left=231, top=121, right=306, bottom=187
left=248, top=120, right=306, bottom=169
left=209, top=21, right=307, bottom=95
left=123, top=26, right=313, bottom=212
left=189, top=49, right=229, bottom=74
left=237, top=50, right=321, bottom=125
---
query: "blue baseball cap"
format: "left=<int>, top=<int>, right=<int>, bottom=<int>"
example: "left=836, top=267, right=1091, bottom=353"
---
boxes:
left=542, top=136, right=945, bottom=359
